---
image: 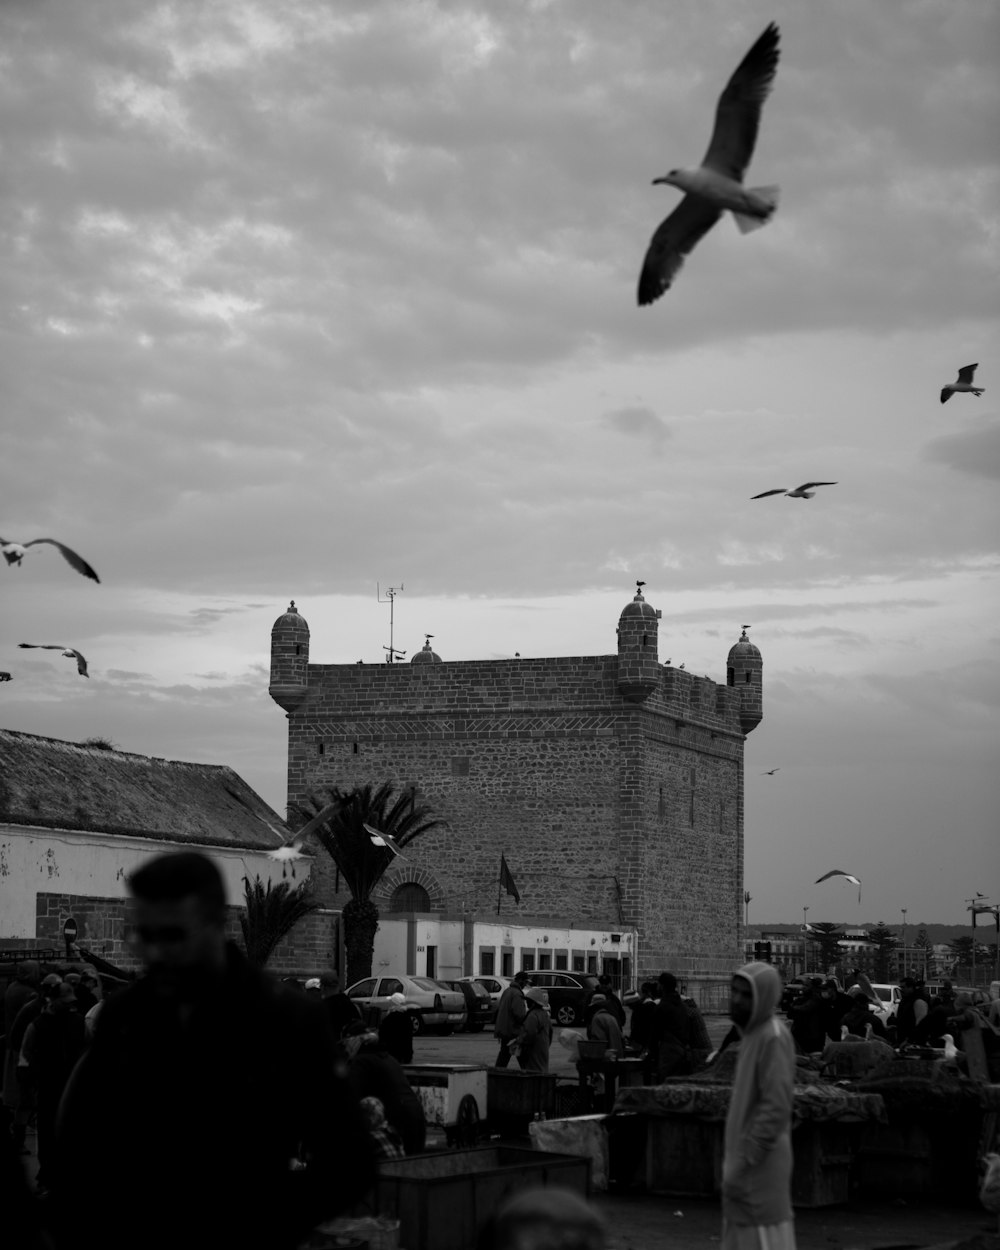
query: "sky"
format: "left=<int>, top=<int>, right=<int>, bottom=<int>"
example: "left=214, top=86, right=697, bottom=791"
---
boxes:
left=1, top=0, right=997, bottom=927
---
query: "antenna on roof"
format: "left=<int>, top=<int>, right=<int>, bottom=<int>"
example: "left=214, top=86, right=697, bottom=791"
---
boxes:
left=377, top=583, right=406, bottom=664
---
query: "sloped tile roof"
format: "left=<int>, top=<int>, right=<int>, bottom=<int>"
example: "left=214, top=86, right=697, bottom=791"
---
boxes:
left=0, top=728, right=287, bottom=850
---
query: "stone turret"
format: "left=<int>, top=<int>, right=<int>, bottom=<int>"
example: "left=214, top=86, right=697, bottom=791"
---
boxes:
left=269, top=601, right=310, bottom=713
left=411, top=634, right=442, bottom=665
left=727, top=627, right=762, bottom=735
left=617, top=583, right=660, bottom=702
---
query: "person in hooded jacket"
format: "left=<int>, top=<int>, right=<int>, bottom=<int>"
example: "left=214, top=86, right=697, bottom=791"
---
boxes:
left=378, top=992, right=414, bottom=1064
left=722, top=962, right=796, bottom=1250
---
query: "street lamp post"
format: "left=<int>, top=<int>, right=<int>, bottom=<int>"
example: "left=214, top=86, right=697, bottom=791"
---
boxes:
left=744, top=890, right=752, bottom=928
left=802, top=906, right=809, bottom=976
left=900, top=908, right=907, bottom=978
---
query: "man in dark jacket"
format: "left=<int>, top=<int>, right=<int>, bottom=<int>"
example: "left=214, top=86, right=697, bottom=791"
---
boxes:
left=55, top=851, right=373, bottom=1250
left=493, top=971, right=531, bottom=1068
left=653, top=972, right=693, bottom=1079
left=789, top=977, right=827, bottom=1053
left=378, top=992, right=414, bottom=1064
left=20, top=980, right=86, bottom=1191
left=2, top=960, right=40, bottom=1153
left=344, top=1023, right=426, bottom=1155
left=584, top=975, right=626, bottom=1031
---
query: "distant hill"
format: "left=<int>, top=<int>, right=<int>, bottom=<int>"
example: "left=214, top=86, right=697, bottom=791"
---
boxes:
left=754, top=922, right=995, bottom=945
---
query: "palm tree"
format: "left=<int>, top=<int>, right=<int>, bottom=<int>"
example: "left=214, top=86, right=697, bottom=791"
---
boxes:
left=291, top=782, right=445, bottom=985
left=240, top=875, right=320, bottom=968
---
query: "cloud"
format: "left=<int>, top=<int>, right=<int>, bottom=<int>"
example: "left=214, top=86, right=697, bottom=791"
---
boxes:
left=602, top=406, right=670, bottom=445
left=923, top=420, right=1000, bottom=480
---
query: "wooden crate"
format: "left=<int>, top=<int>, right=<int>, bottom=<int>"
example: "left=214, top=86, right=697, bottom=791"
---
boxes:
left=375, top=1145, right=590, bottom=1250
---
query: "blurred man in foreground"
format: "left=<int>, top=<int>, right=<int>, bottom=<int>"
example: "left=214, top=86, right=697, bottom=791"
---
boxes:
left=56, top=851, right=373, bottom=1250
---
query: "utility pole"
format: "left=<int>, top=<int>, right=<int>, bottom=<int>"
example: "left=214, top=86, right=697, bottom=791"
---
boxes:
left=377, top=583, right=406, bottom=664
left=744, top=890, right=752, bottom=928
left=900, top=908, right=907, bottom=979
left=802, top=905, right=809, bottom=976
left=965, top=896, right=982, bottom=987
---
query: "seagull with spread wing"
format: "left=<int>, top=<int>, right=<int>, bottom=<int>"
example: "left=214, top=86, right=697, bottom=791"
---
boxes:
left=265, top=802, right=337, bottom=878
left=940, top=363, right=984, bottom=403
left=1, top=537, right=100, bottom=582
left=815, top=868, right=862, bottom=904
left=364, top=822, right=408, bottom=860
left=638, top=22, right=780, bottom=305
left=752, top=482, right=837, bottom=500
left=18, top=644, right=89, bottom=677
left=761, top=768, right=780, bottom=775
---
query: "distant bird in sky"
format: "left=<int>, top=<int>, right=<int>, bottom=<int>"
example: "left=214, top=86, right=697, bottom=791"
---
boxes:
left=1, top=537, right=100, bottom=582
left=761, top=768, right=780, bottom=775
left=364, top=822, right=407, bottom=859
left=18, top=643, right=89, bottom=677
left=265, top=801, right=337, bottom=878
left=752, top=482, right=837, bottom=500
left=0, top=672, right=11, bottom=682
left=638, top=22, right=780, bottom=305
left=940, top=364, right=984, bottom=404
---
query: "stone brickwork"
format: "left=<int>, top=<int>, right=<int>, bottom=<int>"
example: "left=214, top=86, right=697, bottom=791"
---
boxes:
left=5, top=891, right=339, bottom=979
left=272, top=596, right=762, bottom=991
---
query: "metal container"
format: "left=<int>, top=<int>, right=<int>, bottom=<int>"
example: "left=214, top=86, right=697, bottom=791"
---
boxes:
left=402, top=1063, right=488, bottom=1146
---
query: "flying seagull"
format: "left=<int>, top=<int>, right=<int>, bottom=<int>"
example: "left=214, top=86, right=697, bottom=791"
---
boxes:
left=940, top=364, right=984, bottom=404
left=751, top=482, right=837, bottom=500
left=1, top=537, right=100, bottom=582
left=638, top=22, right=780, bottom=305
left=265, top=801, right=337, bottom=878
left=18, top=643, right=89, bottom=677
left=815, top=868, right=862, bottom=904
left=364, top=822, right=407, bottom=859
left=761, top=768, right=780, bottom=775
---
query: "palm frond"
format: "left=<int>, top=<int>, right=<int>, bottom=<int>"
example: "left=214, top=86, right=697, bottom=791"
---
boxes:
left=240, top=875, right=320, bottom=968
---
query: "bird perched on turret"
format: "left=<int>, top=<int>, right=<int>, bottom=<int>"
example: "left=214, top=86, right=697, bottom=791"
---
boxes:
left=940, top=363, right=984, bottom=403
left=1, top=537, right=100, bottom=581
left=752, top=482, right=837, bottom=500
left=638, top=23, right=780, bottom=304
left=18, top=644, right=89, bottom=677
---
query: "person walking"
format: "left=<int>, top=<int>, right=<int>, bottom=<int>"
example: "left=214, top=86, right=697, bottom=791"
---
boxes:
left=378, top=992, right=414, bottom=1064
left=722, top=961, right=797, bottom=1250
left=493, top=971, right=531, bottom=1068
left=653, top=972, right=693, bottom=1079
left=19, top=980, right=86, bottom=1193
left=587, top=994, right=625, bottom=1056
left=895, top=977, right=929, bottom=1047
left=627, top=981, right=659, bottom=1055
left=2, top=961, right=40, bottom=1154
left=584, top=975, right=626, bottom=1031
left=319, top=970, right=361, bottom=1042
left=514, top=988, right=553, bottom=1072
left=55, top=851, right=374, bottom=1250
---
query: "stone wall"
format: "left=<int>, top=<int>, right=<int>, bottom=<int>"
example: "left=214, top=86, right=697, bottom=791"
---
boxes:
left=282, top=652, right=747, bottom=987
left=0, top=892, right=341, bottom=979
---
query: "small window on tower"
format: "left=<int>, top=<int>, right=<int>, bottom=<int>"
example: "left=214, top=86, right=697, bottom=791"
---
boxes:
left=295, top=644, right=301, bottom=656
left=352, top=742, right=359, bottom=755
left=745, top=671, right=752, bottom=683
left=727, top=667, right=735, bottom=687
left=317, top=741, right=325, bottom=756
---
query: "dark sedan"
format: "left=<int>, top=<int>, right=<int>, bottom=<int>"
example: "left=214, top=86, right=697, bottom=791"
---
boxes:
left=526, top=971, right=601, bottom=1026
left=443, top=979, right=495, bottom=1033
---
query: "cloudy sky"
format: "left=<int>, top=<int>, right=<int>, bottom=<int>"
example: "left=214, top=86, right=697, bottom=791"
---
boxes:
left=2, top=0, right=997, bottom=927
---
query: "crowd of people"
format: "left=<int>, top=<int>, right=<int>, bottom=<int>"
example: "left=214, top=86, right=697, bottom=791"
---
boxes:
left=4, top=851, right=998, bottom=1250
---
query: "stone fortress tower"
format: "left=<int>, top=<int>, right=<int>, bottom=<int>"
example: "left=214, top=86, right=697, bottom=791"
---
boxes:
left=269, top=586, right=762, bottom=993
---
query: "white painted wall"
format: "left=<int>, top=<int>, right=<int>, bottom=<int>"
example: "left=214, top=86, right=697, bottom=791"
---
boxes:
left=371, top=915, right=636, bottom=982
left=0, top=823, right=309, bottom=938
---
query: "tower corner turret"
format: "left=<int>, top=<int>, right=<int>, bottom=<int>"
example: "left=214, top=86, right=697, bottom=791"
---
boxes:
left=617, top=582, right=660, bottom=702
left=726, top=626, right=762, bottom=734
left=269, top=600, right=310, bottom=713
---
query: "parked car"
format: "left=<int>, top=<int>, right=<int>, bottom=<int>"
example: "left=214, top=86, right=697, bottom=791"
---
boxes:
left=525, top=971, right=601, bottom=1027
left=442, top=979, right=495, bottom=1032
left=468, top=975, right=514, bottom=1005
left=345, top=974, right=467, bottom=1035
left=867, top=983, right=903, bottom=1028
left=778, top=979, right=808, bottom=1014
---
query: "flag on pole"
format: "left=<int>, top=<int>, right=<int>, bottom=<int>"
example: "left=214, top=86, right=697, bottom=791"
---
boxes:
left=499, top=854, right=520, bottom=904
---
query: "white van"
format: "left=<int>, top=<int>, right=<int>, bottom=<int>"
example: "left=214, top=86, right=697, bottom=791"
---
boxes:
left=867, top=983, right=902, bottom=1027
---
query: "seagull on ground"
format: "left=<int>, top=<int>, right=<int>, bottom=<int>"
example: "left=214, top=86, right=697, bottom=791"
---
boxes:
left=638, top=23, right=780, bottom=305
left=265, top=801, right=337, bottom=878
left=941, top=1034, right=959, bottom=1061
left=752, top=482, right=837, bottom=500
left=1, top=538, right=100, bottom=582
left=18, top=644, right=89, bottom=677
left=940, top=364, right=984, bottom=404
left=761, top=768, right=780, bottom=775
left=364, top=823, right=407, bottom=859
